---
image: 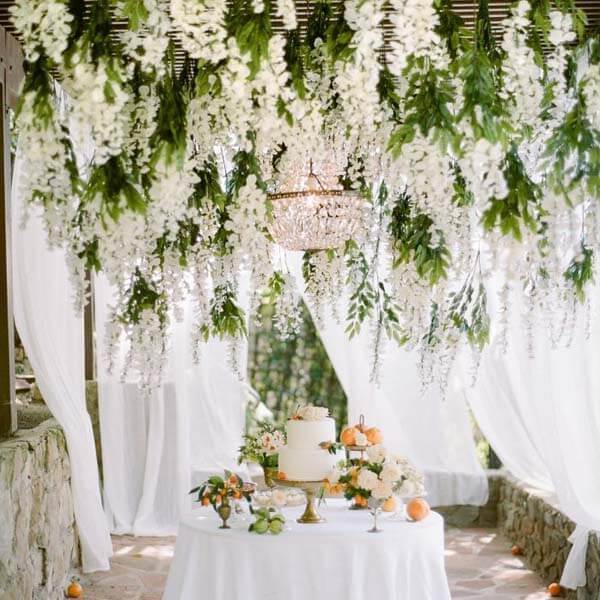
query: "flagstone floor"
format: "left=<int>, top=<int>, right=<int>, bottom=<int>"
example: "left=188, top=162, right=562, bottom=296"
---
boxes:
left=83, top=527, right=550, bottom=600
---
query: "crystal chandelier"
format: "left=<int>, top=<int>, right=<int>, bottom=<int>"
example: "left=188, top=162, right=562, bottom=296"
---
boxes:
left=267, top=160, right=365, bottom=251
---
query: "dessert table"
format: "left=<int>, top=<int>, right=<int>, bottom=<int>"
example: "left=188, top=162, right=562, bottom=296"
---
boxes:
left=163, top=499, right=451, bottom=600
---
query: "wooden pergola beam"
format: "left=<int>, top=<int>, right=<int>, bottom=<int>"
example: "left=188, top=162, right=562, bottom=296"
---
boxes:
left=0, top=25, right=23, bottom=437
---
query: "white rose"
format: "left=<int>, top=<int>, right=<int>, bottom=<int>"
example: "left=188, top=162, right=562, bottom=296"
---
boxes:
left=354, top=431, right=368, bottom=446
left=296, top=405, right=329, bottom=421
left=326, top=467, right=341, bottom=484
left=380, top=463, right=403, bottom=483
left=366, top=444, right=387, bottom=464
left=357, top=469, right=378, bottom=491
left=371, top=479, right=394, bottom=500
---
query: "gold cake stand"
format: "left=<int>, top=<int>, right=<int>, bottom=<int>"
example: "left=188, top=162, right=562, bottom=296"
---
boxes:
left=273, top=478, right=326, bottom=524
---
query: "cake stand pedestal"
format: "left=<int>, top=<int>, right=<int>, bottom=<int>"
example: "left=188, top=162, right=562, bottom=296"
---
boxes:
left=273, top=478, right=326, bottom=524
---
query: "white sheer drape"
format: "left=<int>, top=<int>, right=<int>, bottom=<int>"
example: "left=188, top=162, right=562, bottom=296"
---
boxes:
left=95, top=275, right=249, bottom=535
left=12, top=150, right=112, bottom=572
left=287, top=253, right=488, bottom=507
left=464, top=286, right=600, bottom=588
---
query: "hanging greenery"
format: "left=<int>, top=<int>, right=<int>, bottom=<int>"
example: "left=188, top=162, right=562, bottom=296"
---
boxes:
left=10, top=0, right=600, bottom=393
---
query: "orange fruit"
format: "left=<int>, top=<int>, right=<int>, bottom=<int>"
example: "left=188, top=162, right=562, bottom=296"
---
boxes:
left=340, top=426, right=358, bottom=446
left=365, top=427, right=383, bottom=444
left=215, top=494, right=222, bottom=504
left=548, top=582, right=562, bottom=597
left=277, top=471, right=287, bottom=480
left=66, top=582, right=83, bottom=598
left=201, top=496, right=210, bottom=506
left=511, top=545, right=522, bottom=556
left=354, top=495, right=368, bottom=507
left=406, top=498, right=430, bottom=521
left=233, top=490, right=242, bottom=500
left=382, top=496, right=397, bottom=512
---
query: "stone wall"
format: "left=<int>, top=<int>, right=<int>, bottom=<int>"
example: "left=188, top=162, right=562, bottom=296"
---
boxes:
left=0, top=419, right=79, bottom=600
left=497, top=474, right=600, bottom=600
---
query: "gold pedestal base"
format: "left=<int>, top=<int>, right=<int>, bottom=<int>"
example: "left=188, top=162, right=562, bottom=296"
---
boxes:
left=273, top=478, right=326, bottom=524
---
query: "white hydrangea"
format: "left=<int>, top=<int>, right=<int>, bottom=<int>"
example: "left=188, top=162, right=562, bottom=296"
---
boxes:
left=10, top=0, right=73, bottom=65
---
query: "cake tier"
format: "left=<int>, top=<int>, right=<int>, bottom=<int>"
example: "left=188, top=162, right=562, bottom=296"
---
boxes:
left=286, top=417, right=336, bottom=449
left=278, top=446, right=338, bottom=481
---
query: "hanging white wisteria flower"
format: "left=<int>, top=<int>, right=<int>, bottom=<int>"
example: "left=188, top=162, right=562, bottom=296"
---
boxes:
left=388, top=0, right=448, bottom=76
left=10, top=0, right=72, bottom=65
left=66, top=52, right=131, bottom=165
left=276, top=0, right=297, bottom=30
left=119, top=0, right=171, bottom=74
left=8, top=0, right=600, bottom=393
left=500, top=1, right=544, bottom=134
left=170, top=0, right=228, bottom=63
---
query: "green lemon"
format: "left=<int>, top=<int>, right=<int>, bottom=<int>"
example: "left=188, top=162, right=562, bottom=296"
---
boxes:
left=253, top=519, right=269, bottom=534
left=269, top=519, right=284, bottom=534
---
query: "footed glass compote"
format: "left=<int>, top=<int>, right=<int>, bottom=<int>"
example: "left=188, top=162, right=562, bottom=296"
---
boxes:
left=386, top=495, right=407, bottom=522
left=367, top=497, right=385, bottom=533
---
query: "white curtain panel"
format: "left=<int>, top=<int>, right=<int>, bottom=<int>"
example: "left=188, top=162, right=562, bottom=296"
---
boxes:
left=11, top=151, right=113, bottom=572
left=95, top=275, right=249, bottom=535
left=464, top=285, right=600, bottom=588
left=287, top=252, right=488, bottom=507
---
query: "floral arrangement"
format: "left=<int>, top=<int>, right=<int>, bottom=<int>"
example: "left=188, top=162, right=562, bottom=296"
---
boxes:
left=248, top=506, right=286, bottom=535
left=325, top=445, right=425, bottom=505
left=238, top=422, right=286, bottom=469
left=190, top=471, right=253, bottom=509
left=9, top=0, right=600, bottom=393
left=291, top=405, right=330, bottom=421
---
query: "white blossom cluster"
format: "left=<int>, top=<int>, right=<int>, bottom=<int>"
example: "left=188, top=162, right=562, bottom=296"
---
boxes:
left=10, top=0, right=600, bottom=393
left=66, top=53, right=131, bottom=165
left=335, top=0, right=385, bottom=154
left=582, top=63, right=600, bottom=130
left=10, top=0, right=72, bottom=64
left=120, top=0, right=170, bottom=74
left=388, top=0, right=448, bottom=76
left=276, top=0, right=297, bottom=30
left=170, top=0, right=227, bottom=63
left=500, top=1, right=544, bottom=133
left=273, top=274, right=303, bottom=339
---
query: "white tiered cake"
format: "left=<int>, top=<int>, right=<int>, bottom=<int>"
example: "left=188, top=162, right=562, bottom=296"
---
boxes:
left=278, top=406, right=339, bottom=481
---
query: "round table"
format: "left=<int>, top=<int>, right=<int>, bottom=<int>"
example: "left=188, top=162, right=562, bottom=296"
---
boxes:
left=163, top=499, right=451, bottom=600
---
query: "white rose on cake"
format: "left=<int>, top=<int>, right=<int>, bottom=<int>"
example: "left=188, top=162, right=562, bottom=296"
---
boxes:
left=357, top=469, right=378, bottom=491
left=366, top=444, right=387, bottom=464
left=294, top=405, right=329, bottom=421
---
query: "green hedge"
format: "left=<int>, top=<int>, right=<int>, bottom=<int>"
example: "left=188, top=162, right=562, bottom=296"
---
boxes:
left=247, top=301, right=347, bottom=435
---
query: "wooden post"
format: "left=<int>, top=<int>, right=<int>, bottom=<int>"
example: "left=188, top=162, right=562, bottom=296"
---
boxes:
left=0, top=63, right=15, bottom=436
left=84, top=270, right=95, bottom=381
left=0, top=27, right=25, bottom=437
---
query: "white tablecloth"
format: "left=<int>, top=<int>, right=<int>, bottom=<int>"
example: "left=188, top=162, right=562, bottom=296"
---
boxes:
left=163, top=499, right=451, bottom=600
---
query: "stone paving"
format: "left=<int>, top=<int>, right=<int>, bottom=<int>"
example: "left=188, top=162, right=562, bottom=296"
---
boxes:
left=83, top=527, right=550, bottom=599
